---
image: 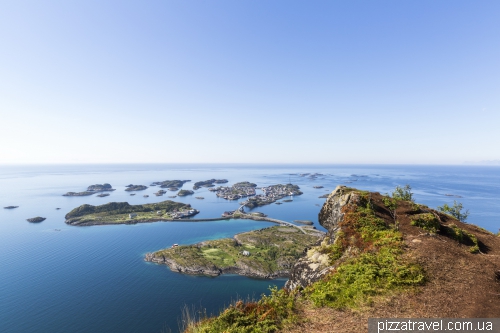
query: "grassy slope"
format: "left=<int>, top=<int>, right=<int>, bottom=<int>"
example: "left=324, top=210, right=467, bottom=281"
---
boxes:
left=185, top=188, right=500, bottom=333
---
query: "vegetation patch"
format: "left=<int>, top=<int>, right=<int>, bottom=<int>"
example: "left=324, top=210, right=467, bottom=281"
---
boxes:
left=446, top=223, right=479, bottom=254
left=305, top=194, right=424, bottom=309
left=411, top=213, right=441, bottom=233
left=184, top=287, right=299, bottom=333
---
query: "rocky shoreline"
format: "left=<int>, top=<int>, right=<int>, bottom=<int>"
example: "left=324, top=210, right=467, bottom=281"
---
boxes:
left=144, top=226, right=323, bottom=279
left=144, top=252, right=290, bottom=278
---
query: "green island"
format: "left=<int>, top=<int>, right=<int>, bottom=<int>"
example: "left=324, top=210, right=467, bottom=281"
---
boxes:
left=63, top=183, right=116, bottom=196
left=193, top=179, right=228, bottom=190
left=64, top=200, right=198, bottom=226
left=150, top=180, right=190, bottom=188
left=178, top=189, right=194, bottom=196
left=145, top=226, right=323, bottom=278
left=124, top=185, right=148, bottom=191
left=87, top=183, right=115, bottom=191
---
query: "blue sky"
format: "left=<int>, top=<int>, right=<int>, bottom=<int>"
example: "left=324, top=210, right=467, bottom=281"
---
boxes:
left=1, top=1, right=499, bottom=164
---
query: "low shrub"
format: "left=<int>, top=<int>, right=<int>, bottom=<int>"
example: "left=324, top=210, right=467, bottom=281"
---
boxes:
left=410, top=213, right=441, bottom=233
left=185, top=287, right=299, bottom=333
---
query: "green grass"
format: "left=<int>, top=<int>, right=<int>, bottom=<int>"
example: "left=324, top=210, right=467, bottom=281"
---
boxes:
left=447, top=224, right=480, bottom=254
left=151, top=226, right=320, bottom=275
left=184, top=287, right=299, bottom=333
left=410, top=213, right=441, bottom=233
left=305, top=195, right=424, bottom=309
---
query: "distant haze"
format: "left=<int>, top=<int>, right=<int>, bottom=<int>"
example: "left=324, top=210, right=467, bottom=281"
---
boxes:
left=1, top=1, right=499, bottom=164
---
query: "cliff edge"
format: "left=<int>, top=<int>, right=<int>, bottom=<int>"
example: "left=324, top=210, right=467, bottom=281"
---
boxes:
left=184, top=186, right=500, bottom=333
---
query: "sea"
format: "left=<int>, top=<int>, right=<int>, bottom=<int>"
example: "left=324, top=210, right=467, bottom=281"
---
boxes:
left=0, top=164, right=499, bottom=333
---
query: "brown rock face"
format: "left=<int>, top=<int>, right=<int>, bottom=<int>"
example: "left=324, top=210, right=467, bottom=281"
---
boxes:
left=285, top=186, right=354, bottom=290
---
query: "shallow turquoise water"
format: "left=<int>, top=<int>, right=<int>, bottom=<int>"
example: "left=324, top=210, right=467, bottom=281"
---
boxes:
left=0, top=164, right=498, bottom=332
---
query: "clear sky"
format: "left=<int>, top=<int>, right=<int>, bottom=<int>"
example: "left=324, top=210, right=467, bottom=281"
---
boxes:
left=1, top=1, right=499, bottom=164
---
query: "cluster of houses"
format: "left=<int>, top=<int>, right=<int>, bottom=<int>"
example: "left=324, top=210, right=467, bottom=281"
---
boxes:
left=212, top=185, right=257, bottom=201
left=239, top=184, right=301, bottom=207
left=261, top=185, right=299, bottom=198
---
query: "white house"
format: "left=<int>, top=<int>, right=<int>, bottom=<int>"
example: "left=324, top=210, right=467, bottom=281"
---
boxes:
left=129, top=213, right=137, bottom=218
left=242, top=251, right=250, bottom=256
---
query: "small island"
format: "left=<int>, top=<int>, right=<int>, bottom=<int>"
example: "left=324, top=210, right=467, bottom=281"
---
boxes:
left=154, top=190, right=166, bottom=196
left=63, top=191, right=94, bottom=196
left=177, top=189, right=194, bottom=196
left=96, top=193, right=110, bottom=197
left=150, top=180, right=190, bottom=189
left=193, top=179, right=229, bottom=190
left=27, top=216, right=46, bottom=223
left=318, top=194, right=329, bottom=198
left=4, top=206, right=19, bottom=209
left=63, top=183, right=116, bottom=196
left=145, top=226, right=323, bottom=278
left=124, top=185, right=148, bottom=192
left=64, top=200, right=198, bottom=226
left=87, top=183, right=115, bottom=192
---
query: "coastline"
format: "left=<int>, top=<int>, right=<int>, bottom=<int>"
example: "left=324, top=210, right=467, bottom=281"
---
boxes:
left=144, top=225, right=324, bottom=279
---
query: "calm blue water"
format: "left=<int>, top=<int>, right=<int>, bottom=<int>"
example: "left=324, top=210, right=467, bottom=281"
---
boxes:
left=0, top=164, right=499, bottom=332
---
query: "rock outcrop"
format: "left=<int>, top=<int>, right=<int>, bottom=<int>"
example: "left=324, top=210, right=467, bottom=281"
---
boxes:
left=285, top=185, right=354, bottom=290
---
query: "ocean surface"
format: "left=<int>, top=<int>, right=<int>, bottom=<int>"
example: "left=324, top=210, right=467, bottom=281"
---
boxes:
left=0, top=164, right=499, bottom=333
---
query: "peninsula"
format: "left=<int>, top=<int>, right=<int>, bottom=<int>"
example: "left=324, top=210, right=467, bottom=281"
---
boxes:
left=64, top=200, right=198, bottom=226
left=145, top=226, right=323, bottom=278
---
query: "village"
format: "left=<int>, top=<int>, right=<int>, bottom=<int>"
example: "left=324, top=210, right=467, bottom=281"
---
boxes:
left=209, top=181, right=258, bottom=200
left=241, top=184, right=303, bottom=208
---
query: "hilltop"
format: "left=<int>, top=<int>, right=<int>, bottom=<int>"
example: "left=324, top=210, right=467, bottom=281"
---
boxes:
left=184, top=186, right=500, bottom=333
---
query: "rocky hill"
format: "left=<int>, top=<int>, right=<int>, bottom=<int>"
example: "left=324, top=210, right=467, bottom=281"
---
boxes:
left=184, top=186, right=500, bottom=333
